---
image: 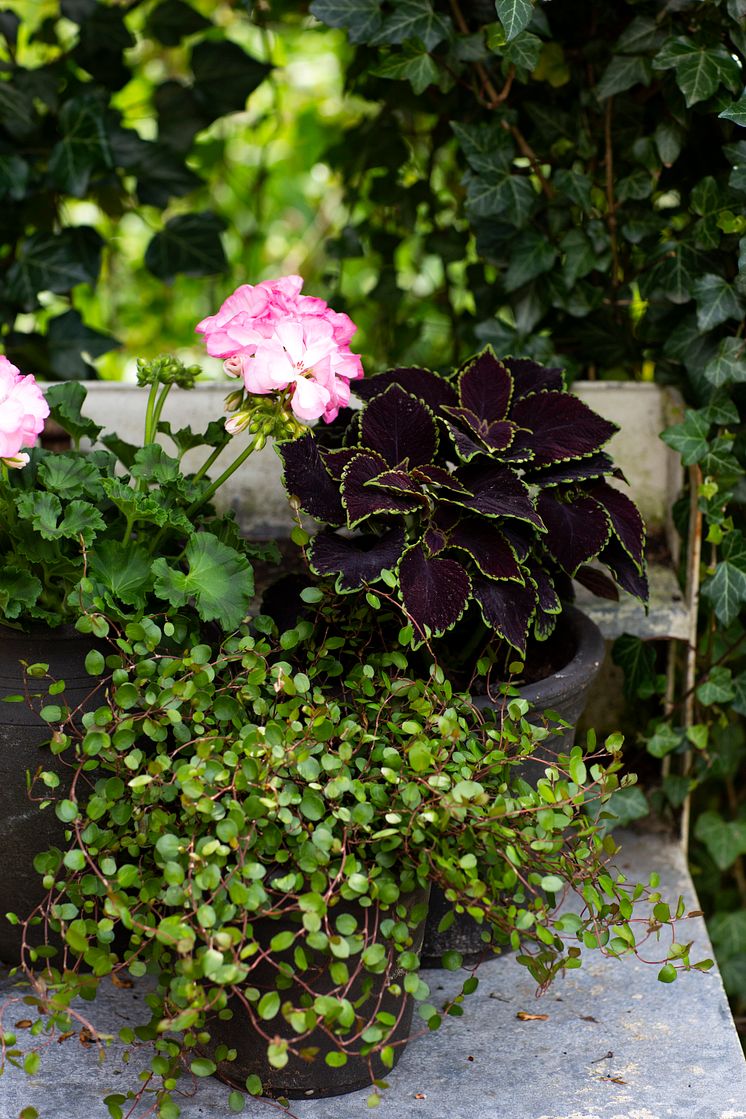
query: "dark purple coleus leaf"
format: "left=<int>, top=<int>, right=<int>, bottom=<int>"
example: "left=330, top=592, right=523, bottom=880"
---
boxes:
left=453, top=463, right=544, bottom=529
left=424, top=523, right=447, bottom=553
left=574, top=565, right=620, bottom=601
left=354, top=367, right=458, bottom=409
left=523, top=452, right=619, bottom=487
left=341, top=451, right=422, bottom=527
left=308, top=528, right=406, bottom=591
left=278, top=434, right=345, bottom=526
left=458, top=350, right=513, bottom=422
left=445, top=421, right=488, bottom=462
left=412, top=465, right=469, bottom=493
left=449, top=518, right=522, bottom=581
left=398, top=543, right=471, bottom=636
left=511, top=392, right=618, bottom=467
left=321, top=447, right=361, bottom=481
left=361, top=385, right=438, bottom=468
left=504, top=358, right=565, bottom=399
left=443, top=407, right=517, bottom=453
left=589, top=481, right=646, bottom=569
left=600, top=537, right=649, bottom=603
left=472, top=575, right=537, bottom=655
left=501, top=524, right=532, bottom=562
left=525, top=560, right=561, bottom=639
left=536, top=491, right=611, bottom=575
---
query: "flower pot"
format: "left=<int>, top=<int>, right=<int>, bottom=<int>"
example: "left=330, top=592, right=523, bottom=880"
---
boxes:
left=421, top=605, right=605, bottom=967
left=204, top=884, right=430, bottom=1099
left=0, top=625, right=107, bottom=964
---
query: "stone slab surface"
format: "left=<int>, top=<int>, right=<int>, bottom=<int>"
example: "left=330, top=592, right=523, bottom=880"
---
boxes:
left=574, top=565, right=691, bottom=642
left=2, top=832, right=744, bottom=1119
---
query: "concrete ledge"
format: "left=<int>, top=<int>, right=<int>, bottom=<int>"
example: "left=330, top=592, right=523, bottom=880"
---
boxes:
left=2, top=832, right=744, bottom=1119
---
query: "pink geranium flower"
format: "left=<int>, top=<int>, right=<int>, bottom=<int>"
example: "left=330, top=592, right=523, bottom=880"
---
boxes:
left=196, top=276, right=362, bottom=425
left=0, top=356, right=49, bottom=467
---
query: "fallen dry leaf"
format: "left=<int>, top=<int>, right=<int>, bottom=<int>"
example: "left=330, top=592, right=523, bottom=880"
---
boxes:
left=57, top=1031, right=75, bottom=1043
left=14, top=1020, right=33, bottom=1029
left=516, top=1011, right=549, bottom=1021
left=414, top=1093, right=427, bottom=1100
left=580, top=1015, right=598, bottom=1023
left=602, top=1076, right=627, bottom=1085
left=111, top=974, right=134, bottom=989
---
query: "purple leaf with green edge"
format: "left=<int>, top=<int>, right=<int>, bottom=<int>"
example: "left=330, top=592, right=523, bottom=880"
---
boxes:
left=501, top=524, right=532, bottom=561
left=503, top=358, right=565, bottom=399
left=308, top=529, right=406, bottom=591
left=526, top=561, right=561, bottom=639
left=458, top=350, right=514, bottom=422
left=361, top=385, right=438, bottom=468
left=481, top=419, right=518, bottom=451
left=600, top=537, right=650, bottom=603
left=523, top=452, right=619, bottom=487
left=452, top=463, right=544, bottom=528
left=342, top=451, right=422, bottom=527
left=424, top=524, right=447, bottom=553
left=398, top=544, right=471, bottom=636
left=442, top=404, right=484, bottom=433
left=472, top=575, right=537, bottom=654
left=588, top=481, right=646, bottom=569
left=370, top=469, right=429, bottom=503
left=574, top=565, right=620, bottom=601
left=449, top=519, right=522, bottom=581
left=444, top=421, right=489, bottom=462
left=511, top=392, right=618, bottom=466
left=321, top=446, right=361, bottom=481
left=353, top=367, right=458, bottom=409
left=536, top=491, right=611, bottom=575
left=412, top=465, right=469, bottom=493
left=278, top=434, right=345, bottom=526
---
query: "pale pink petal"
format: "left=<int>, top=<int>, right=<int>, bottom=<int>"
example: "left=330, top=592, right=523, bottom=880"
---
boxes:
left=291, top=377, right=330, bottom=421
left=274, top=320, right=306, bottom=365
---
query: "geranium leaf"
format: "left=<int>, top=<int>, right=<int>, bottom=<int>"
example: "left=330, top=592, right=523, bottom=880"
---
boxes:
left=589, top=481, right=646, bottom=569
left=342, top=451, right=423, bottom=526
left=360, top=385, right=438, bottom=468
left=15, top=492, right=63, bottom=539
left=37, top=454, right=102, bottom=499
left=457, top=350, right=514, bottom=423
left=44, top=381, right=102, bottom=442
left=472, top=576, right=537, bottom=654
left=537, top=492, right=611, bottom=575
left=398, top=543, right=471, bottom=636
left=511, top=391, right=618, bottom=466
left=88, top=540, right=153, bottom=607
left=448, top=519, right=522, bottom=581
left=353, top=366, right=458, bottom=409
left=152, top=532, right=254, bottom=630
left=59, top=500, right=106, bottom=545
left=308, top=528, right=406, bottom=590
left=0, top=566, right=43, bottom=619
left=277, top=433, right=346, bottom=526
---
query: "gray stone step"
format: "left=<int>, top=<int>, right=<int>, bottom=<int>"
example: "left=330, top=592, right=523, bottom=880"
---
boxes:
left=2, top=831, right=744, bottom=1119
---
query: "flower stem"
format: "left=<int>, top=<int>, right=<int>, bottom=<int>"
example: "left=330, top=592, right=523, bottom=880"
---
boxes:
left=192, top=439, right=229, bottom=484
left=143, top=381, right=160, bottom=446
left=185, top=434, right=260, bottom=519
left=150, top=382, right=173, bottom=437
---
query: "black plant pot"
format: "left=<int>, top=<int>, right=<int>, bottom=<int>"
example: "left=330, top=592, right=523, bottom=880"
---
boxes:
left=0, top=624, right=108, bottom=964
left=421, top=606, right=605, bottom=967
left=205, top=885, right=430, bottom=1099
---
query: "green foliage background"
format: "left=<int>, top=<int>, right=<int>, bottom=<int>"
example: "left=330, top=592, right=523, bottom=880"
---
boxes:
left=1, top=0, right=745, bottom=1039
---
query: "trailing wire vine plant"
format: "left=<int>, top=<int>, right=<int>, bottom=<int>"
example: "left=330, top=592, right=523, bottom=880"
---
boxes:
left=0, top=603, right=710, bottom=1115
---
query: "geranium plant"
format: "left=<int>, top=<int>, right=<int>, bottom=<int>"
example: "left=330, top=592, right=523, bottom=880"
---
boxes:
left=1, top=606, right=709, bottom=1114
left=0, top=277, right=363, bottom=635
left=277, top=350, right=648, bottom=665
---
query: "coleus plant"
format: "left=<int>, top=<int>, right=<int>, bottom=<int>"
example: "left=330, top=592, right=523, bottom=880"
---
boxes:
left=278, top=348, right=648, bottom=658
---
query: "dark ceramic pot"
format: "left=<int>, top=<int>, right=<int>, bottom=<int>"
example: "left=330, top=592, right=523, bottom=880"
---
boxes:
left=0, top=624, right=108, bottom=964
left=421, top=606, right=605, bottom=967
left=205, top=885, right=430, bottom=1099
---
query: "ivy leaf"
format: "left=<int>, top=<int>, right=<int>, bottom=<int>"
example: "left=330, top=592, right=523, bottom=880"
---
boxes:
left=47, top=95, right=113, bottom=197
left=7, top=228, right=103, bottom=310
left=374, top=1, right=451, bottom=52
left=704, top=337, right=746, bottom=388
left=152, top=532, right=254, bottom=630
left=191, top=41, right=271, bottom=117
left=596, top=55, right=653, bottom=100
left=145, top=213, right=227, bottom=281
left=503, top=31, right=542, bottom=72
left=146, top=0, right=211, bottom=46
left=692, top=274, right=744, bottom=331
left=496, top=0, right=534, bottom=42
left=504, top=229, right=558, bottom=291
left=646, top=723, right=684, bottom=758
left=701, top=531, right=746, bottom=626
left=372, top=43, right=440, bottom=94
left=465, top=171, right=535, bottom=227
left=660, top=409, right=710, bottom=466
left=694, top=811, right=746, bottom=870
left=309, top=0, right=384, bottom=43
left=719, top=90, right=746, bottom=126
left=47, top=310, right=119, bottom=380
left=612, top=634, right=657, bottom=701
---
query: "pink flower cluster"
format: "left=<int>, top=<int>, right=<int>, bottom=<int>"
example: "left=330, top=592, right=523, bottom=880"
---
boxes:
left=195, top=275, right=363, bottom=423
left=0, top=356, right=49, bottom=469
